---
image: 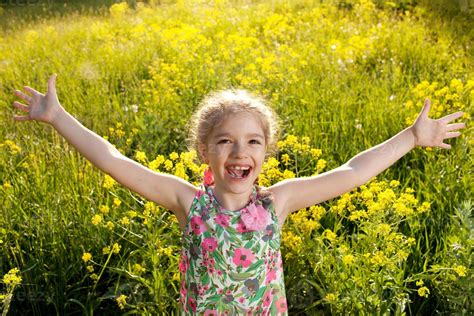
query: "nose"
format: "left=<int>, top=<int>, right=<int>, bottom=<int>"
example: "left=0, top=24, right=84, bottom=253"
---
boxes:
left=232, top=142, right=246, bottom=158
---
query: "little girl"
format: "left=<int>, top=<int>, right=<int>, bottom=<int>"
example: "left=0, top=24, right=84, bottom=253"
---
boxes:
left=12, top=74, right=466, bottom=315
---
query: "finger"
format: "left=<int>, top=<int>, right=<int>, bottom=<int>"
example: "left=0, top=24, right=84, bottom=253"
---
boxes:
left=14, top=90, right=32, bottom=103
left=48, top=74, right=57, bottom=95
left=445, top=131, right=461, bottom=139
left=439, top=142, right=451, bottom=149
left=12, top=101, right=29, bottom=112
left=420, top=99, right=431, bottom=117
left=446, top=122, right=466, bottom=131
left=440, top=111, right=464, bottom=124
left=23, top=85, right=40, bottom=96
left=13, top=115, right=31, bottom=121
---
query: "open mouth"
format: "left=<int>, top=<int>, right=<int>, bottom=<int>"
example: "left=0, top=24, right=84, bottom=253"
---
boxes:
left=226, top=166, right=252, bottom=179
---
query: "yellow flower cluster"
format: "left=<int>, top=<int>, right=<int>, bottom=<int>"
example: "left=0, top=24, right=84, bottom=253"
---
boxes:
left=2, top=268, right=22, bottom=285
left=116, top=294, right=128, bottom=310
left=288, top=208, right=320, bottom=235
left=406, top=79, right=472, bottom=126
left=82, top=252, right=92, bottom=263
left=132, top=263, right=146, bottom=275
left=281, top=230, right=303, bottom=259
left=103, top=175, right=116, bottom=189
left=109, top=2, right=129, bottom=18
left=1, top=140, right=22, bottom=155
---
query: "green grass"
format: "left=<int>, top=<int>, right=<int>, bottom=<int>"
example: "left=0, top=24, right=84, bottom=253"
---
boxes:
left=0, top=0, right=472, bottom=314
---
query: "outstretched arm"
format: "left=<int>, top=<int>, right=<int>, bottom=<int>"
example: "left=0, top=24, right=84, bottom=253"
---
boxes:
left=12, top=74, right=196, bottom=226
left=347, top=99, right=465, bottom=185
left=270, top=99, right=466, bottom=218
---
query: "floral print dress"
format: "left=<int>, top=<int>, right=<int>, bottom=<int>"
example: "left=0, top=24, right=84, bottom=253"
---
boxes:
left=179, top=184, right=288, bottom=315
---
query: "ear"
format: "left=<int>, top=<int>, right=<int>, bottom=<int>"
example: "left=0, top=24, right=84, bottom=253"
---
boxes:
left=198, top=144, right=208, bottom=164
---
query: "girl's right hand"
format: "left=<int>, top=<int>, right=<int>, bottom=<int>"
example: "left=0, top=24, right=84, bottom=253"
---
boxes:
left=12, top=74, right=63, bottom=125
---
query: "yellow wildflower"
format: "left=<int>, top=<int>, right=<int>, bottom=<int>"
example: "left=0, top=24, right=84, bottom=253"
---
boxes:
left=418, top=286, right=430, bottom=298
left=99, top=205, right=110, bottom=215
left=106, top=221, right=115, bottom=230
left=128, top=211, right=138, bottom=218
left=310, top=148, right=322, bottom=159
left=103, top=246, right=111, bottom=255
left=113, top=198, right=122, bottom=207
left=281, top=154, right=291, bottom=165
left=453, top=265, right=467, bottom=277
left=418, top=201, right=430, bottom=213
left=342, top=254, right=355, bottom=266
left=325, top=293, right=337, bottom=302
left=135, top=151, right=147, bottom=163
left=112, top=243, right=121, bottom=254
left=110, top=2, right=129, bottom=18
left=87, top=265, right=94, bottom=273
left=322, top=229, right=337, bottom=242
left=90, top=273, right=99, bottom=281
left=3, top=182, right=12, bottom=190
left=120, top=217, right=130, bottom=225
left=3, top=268, right=22, bottom=285
left=91, top=214, right=103, bottom=226
left=316, top=159, right=327, bottom=171
left=164, top=159, right=173, bottom=171
left=170, top=152, right=179, bottom=161
left=82, top=252, right=92, bottom=263
left=370, top=251, right=387, bottom=266
left=103, top=175, right=116, bottom=189
left=376, top=223, right=391, bottom=236
left=132, top=263, right=146, bottom=275
left=416, top=280, right=424, bottom=287
left=116, top=294, right=128, bottom=310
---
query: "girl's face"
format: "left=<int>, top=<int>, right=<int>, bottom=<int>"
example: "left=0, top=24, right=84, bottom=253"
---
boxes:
left=202, top=111, right=267, bottom=193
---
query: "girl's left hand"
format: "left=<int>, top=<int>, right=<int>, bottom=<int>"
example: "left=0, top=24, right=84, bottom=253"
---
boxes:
left=411, top=99, right=467, bottom=149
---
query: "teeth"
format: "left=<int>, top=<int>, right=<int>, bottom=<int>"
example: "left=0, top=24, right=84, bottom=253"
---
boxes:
left=228, top=165, right=250, bottom=170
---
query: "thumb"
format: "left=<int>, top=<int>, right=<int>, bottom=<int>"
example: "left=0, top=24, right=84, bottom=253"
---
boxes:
left=48, top=73, right=57, bottom=95
left=420, top=99, right=431, bottom=118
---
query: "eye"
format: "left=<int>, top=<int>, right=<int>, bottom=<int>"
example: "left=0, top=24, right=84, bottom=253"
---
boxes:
left=218, top=139, right=231, bottom=144
left=250, top=139, right=261, bottom=144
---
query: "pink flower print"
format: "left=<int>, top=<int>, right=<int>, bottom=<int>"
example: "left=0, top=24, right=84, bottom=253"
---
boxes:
left=240, top=203, right=271, bottom=231
left=217, top=269, right=223, bottom=276
left=179, top=255, right=189, bottom=273
left=180, top=280, right=187, bottom=297
left=232, top=248, right=255, bottom=268
left=265, top=269, right=276, bottom=285
left=190, top=216, right=207, bottom=235
left=218, top=288, right=224, bottom=295
left=239, top=297, right=246, bottom=304
left=202, top=237, right=218, bottom=253
left=276, top=297, right=288, bottom=313
left=263, top=289, right=274, bottom=307
left=236, top=221, right=250, bottom=233
left=188, top=297, right=197, bottom=313
left=196, top=189, right=204, bottom=199
left=215, top=213, right=230, bottom=227
left=204, top=310, right=218, bottom=316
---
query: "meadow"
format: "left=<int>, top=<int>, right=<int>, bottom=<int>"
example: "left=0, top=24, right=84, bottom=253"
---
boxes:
left=0, top=0, right=472, bottom=314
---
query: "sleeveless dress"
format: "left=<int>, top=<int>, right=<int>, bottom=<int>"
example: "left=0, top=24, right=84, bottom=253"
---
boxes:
left=178, top=184, right=288, bottom=315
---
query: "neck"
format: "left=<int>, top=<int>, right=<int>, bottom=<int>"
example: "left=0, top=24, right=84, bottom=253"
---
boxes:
left=212, top=185, right=254, bottom=211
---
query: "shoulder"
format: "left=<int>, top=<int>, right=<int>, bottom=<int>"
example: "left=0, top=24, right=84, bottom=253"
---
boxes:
left=257, top=185, right=287, bottom=230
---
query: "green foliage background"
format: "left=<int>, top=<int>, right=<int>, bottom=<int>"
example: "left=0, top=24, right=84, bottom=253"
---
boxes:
left=0, top=0, right=472, bottom=314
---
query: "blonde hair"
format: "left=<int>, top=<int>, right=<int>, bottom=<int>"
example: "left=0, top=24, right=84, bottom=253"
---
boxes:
left=187, top=88, right=280, bottom=163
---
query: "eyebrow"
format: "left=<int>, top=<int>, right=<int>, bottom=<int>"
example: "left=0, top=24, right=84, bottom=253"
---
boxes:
left=214, top=133, right=264, bottom=139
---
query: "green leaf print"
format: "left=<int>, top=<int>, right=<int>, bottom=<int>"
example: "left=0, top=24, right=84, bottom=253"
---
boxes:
left=213, top=248, right=226, bottom=266
left=229, top=271, right=254, bottom=281
left=250, top=285, right=266, bottom=304
left=246, top=258, right=264, bottom=272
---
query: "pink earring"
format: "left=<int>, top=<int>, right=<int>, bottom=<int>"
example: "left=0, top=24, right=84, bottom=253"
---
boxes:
left=204, top=167, right=214, bottom=186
